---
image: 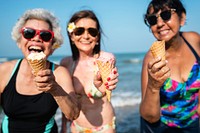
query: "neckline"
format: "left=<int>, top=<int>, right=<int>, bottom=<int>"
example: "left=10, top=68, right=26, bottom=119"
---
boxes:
left=167, top=61, right=199, bottom=84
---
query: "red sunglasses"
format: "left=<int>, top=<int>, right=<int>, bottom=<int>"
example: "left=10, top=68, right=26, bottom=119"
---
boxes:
left=21, top=27, right=54, bottom=42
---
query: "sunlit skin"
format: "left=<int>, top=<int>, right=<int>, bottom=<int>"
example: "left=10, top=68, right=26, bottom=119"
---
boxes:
left=61, top=18, right=118, bottom=133
left=18, top=19, right=54, bottom=60
left=71, top=18, right=99, bottom=56
left=149, top=8, right=183, bottom=42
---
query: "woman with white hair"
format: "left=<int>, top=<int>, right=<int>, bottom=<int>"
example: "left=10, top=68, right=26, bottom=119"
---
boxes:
left=0, top=8, right=80, bottom=132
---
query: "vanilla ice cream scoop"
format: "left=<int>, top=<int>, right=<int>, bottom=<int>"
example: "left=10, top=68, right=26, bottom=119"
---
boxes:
left=27, top=52, right=46, bottom=76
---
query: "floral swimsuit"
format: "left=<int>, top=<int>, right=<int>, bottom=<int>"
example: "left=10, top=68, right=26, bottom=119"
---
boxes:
left=71, top=117, right=116, bottom=133
left=70, top=60, right=104, bottom=99
left=160, top=33, right=200, bottom=128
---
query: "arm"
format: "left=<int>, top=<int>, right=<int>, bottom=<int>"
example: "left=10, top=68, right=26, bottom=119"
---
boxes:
left=60, top=57, right=75, bottom=132
left=35, top=65, right=80, bottom=121
left=140, top=52, right=170, bottom=123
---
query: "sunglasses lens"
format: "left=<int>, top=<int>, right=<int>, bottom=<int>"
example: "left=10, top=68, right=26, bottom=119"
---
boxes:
left=88, top=28, right=98, bottom=37
left=40, top=31, right=53, bottom=42
left=22, top=28, right=36, bottom=39
left=160, top=10, right=171, bottom=21
left=147, top=16, right=157, bottom=26
left=74, top=28, right=85, bottom=36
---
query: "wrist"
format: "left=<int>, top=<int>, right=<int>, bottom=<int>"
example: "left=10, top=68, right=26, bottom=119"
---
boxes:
left=148, top=85, right=160, bottom=94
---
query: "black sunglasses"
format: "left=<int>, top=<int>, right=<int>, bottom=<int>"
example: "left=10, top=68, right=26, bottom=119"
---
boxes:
left=73, top=27, right=99, bottom=37
left=21, top=27, right=54, bottom=42
left=146, top=9, right=176, bottom=26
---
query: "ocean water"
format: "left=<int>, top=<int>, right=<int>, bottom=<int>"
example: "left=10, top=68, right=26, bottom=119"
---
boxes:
left=0, top=52, right=145, bottom=133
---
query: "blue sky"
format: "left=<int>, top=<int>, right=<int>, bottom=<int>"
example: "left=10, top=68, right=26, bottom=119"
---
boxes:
left=1, top=0, right=200, bottom=57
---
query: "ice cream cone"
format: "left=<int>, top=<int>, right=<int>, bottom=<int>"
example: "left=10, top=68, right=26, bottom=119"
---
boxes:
left=150, top=40, right=165, bottom=60
left=96, top=60, right=114, bottom=102
left=27, top=52, right=46, bottom=76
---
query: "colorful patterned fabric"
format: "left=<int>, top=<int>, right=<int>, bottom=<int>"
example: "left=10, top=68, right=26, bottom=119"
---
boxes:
left=160, top=61, right=200, bottom=128
left=71, top=117, right=116, bottom=133
left=70, top=61, right=104, bottom=99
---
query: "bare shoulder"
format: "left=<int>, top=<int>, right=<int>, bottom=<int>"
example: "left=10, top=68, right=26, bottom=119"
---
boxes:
left=99, top=51, right=116, bottom=59
left=53, top=63, right=71, bottom=82
left=182, top=31, right=200, bottom=54
left=53, top=63, right=70, bottom=76
left=60, top=56, right=73, bottom=68
left=182, top=31, right=200, bottom=44
left=0, top=60, right=18, bottom=76
left=0, top=60, right=18, bottom=93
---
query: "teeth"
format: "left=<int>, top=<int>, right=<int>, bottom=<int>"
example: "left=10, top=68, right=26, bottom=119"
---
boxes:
left=160, top=30, right=169, bottom=35
left=29, top=46, right=43, bottom=52
left=81, top=41, right=90, bottom=44
left=29, top=46, right=41, bottom=50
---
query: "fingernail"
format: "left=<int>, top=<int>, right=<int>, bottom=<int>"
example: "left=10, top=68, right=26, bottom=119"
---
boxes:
left=107, top=77, right=111, bottom=81
left=113, top=70, right=117, bottom=74
left=87, top=93, right=92, bottom=98
left=104, top=82, right=108, bottom=86
left=106, top=86, right=109, bottom=89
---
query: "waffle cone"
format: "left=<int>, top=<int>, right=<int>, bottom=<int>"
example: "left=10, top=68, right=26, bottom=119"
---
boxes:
left=28, top=59, right=46, bottom=76
left=96, top=60, right=113, bottom=102
left=150, top=40, right=165, bottom=60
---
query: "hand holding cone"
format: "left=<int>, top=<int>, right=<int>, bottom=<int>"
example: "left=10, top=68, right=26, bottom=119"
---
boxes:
left=150, top=40, right=165, bottom=60
left=96, top=59, right=115, bottom=102
left=27, top=52, right=46, bottom=76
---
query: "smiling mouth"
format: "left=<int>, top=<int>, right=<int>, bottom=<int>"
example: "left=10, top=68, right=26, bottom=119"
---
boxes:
left=28, top=46, right=43, bottom=53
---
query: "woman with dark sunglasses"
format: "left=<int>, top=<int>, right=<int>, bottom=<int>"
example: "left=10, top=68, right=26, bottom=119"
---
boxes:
left=0, top=8, right=80, bottom=132
left=140, top=0, right=200, bottom=133
left=60, top=10, right=119, bottom=133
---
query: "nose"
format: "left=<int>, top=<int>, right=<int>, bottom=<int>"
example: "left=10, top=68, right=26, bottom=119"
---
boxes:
left=82, top=30, right=89, bottom=38
left=156, top=16, right=165, bottom=27
left=31, top=33, right=42, bottom=42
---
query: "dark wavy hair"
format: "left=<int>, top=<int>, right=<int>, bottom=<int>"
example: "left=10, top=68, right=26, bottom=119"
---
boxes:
left=67, top=10, right=102, bottom=60
left=144, top=0, right=186, bottom=27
